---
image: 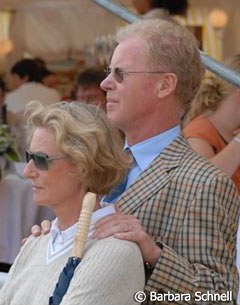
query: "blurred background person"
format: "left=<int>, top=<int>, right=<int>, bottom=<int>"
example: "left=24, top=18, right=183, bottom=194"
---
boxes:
left=73, top=68, right=106, bottom=111
left=5, top=59, right=61, bottom=115
left=34, top=57, right=59, bottom=90
left=0, top=78, right=7, bottom=124
left=183, top=54, right=240, bottom=191
left=5, top=59, right=61, bottom=158
left=40, top=68, right=58, bottom=89
left=132, top=0, right=189, bottom=21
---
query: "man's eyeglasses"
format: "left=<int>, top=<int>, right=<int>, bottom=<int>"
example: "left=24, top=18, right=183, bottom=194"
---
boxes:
left=104, top=67, right=167, bottom=83
left=25, top=150, right=67, bottom=170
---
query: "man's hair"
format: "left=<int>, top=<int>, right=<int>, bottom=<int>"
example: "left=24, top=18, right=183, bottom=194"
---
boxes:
left=25, top=101, right=131, bottom=195
left=10, top=59, right=41, bottom=82
left=116, top=19, right=205, bottom=111
left=76, top=68, right=105, bottom=88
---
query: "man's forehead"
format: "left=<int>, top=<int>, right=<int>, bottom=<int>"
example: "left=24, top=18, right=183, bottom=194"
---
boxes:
left=111, top=38, right=149, bottom=67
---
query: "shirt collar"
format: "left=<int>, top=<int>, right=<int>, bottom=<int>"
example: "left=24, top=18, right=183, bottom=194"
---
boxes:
left=124, top=125, right=180, bottom=171
left=50, top=204, right=116, bottom=244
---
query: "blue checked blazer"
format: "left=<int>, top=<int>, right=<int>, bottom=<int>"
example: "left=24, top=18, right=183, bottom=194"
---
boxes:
left=118, top=136, right=239, bottom=305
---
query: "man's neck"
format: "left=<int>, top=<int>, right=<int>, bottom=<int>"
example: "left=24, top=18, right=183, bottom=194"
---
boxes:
left=125, top=122, right=179, bottom=145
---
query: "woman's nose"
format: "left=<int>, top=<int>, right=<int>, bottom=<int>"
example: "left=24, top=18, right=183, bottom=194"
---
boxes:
left=23, top=159, right=36, bottom=179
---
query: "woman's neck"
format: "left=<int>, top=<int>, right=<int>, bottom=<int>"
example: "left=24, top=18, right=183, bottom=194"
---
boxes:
left=55, top=190, right=87, bottom=231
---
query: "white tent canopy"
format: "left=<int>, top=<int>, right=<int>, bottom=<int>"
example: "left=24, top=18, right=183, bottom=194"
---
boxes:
left=1, top=1, right=129, bottom=64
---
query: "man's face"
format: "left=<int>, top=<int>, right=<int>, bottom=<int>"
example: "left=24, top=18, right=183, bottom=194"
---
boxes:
left=9, top=73, right=26, bottom=90
left=100, top=37, right=160, bottom=136
left=76, top=85, right=106, bottom=110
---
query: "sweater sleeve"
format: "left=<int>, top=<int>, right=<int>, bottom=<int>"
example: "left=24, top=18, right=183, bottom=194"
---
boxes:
left=61, top=238, right=145, bottom=305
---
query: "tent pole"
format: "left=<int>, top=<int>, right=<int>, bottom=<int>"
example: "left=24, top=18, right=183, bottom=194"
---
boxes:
left=90, top=0, right=240, bottom=87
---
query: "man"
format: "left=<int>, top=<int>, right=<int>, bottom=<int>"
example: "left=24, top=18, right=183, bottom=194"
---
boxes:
left=5, top=59, right=61, bottom=158
left=5, top=59, right=61, bottom=115
left=33, top=19, right=239, bottom=304
left=74, top=68, right=106, bottom=110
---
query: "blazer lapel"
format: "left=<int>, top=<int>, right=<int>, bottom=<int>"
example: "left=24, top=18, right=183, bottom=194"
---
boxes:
left=118, top=136, right=188, bottom=214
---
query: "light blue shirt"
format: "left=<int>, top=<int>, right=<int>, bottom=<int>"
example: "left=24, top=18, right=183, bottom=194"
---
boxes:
left=101, top=125, right=180, bottom=205
left=125, top=126, right=180, bottom=188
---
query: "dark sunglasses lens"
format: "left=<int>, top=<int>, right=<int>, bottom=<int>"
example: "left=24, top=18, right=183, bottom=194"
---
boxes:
left=25, top=151, right=31, bottom=163
left=25, top=151, right=48, bottom=170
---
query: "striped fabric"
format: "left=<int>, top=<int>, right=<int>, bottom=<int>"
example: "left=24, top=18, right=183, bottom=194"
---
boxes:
left=118, top=136, right=239, bottom=305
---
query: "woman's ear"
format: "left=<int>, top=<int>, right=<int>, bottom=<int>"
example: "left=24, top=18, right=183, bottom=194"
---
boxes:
left=156, top=73, right=178, bottom=99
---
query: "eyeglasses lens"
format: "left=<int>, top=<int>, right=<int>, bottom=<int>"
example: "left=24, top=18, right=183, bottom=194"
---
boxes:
left=105, top=67, right=124, bottom=83
left=25, top=150, right=48, bottom=170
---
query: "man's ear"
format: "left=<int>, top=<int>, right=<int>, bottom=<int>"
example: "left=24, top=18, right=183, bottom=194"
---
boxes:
left=156, top=73, right=178, bottom=99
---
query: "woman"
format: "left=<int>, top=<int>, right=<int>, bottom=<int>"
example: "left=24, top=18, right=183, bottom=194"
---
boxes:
left=0, top=101, right=145, bottom=305
left=183, top=54, right=240, bottom=191
left=183, top=54, right=240, bottom=304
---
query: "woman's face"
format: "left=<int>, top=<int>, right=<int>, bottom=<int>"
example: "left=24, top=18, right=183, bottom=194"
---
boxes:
left=23, top=127, right=82, bottom=209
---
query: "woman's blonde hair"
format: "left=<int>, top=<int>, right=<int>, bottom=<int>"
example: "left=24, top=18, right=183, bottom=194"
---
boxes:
left=25, top=101, right=131, bottom=195
left=184, top=54, right=240, bottom=125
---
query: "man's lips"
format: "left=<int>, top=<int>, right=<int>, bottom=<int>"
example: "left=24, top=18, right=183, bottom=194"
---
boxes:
left=107, top=98, right=119, bottom=107
left=32, top=185, right=43, bottom=190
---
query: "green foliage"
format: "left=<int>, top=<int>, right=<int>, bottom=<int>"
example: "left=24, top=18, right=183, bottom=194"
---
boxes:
left=0, top=125, right=20, bottom=161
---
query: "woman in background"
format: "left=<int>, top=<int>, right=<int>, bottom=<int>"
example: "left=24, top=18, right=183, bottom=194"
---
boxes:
left=183, top=54, right=240, bottom=191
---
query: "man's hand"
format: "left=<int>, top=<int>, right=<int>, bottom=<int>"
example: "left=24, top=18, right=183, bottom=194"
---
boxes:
left=93, top=212, right=161, bottom=265
left=21, top=220, right=51, bottom=245
left=31, top=220, right=51, bottom=236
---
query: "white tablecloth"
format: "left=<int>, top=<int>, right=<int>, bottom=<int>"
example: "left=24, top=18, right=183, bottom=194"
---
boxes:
left=0, top=163, right=54, bottom=264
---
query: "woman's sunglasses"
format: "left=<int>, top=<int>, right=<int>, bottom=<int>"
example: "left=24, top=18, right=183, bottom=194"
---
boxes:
left=104, top=67, right=167, bottom=83
left=25, top=150, right=67, bottom=170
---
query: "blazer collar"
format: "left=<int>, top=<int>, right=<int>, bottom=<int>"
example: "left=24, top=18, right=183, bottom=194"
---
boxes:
left=118, top=135, right=188, bottom=214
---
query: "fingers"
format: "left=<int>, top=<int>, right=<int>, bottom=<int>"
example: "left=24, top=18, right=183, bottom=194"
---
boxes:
left=41, top=220, right=51, bottom=234
left=31, top=225, right=42, bottom=237
left=21, top=237, right=28, bottom=246
left=94, top=213, right=120, bottom=229
left=93, top=212, right=162, bottom=264
left=93, top=214, right=141, bottom=239
left=95, top=213, right=138, bottom=229
left=31, top=220, right=51, bottom=237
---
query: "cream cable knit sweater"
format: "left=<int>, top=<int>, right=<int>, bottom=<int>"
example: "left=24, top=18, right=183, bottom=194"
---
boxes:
left=0, top=235, right=145, bottom=305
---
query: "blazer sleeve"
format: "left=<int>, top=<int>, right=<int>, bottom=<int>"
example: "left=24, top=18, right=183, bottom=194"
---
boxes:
left=144, top=175, right=239, bottom=305
left=61, top=238, right=145, bottom=305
